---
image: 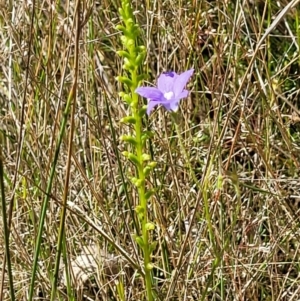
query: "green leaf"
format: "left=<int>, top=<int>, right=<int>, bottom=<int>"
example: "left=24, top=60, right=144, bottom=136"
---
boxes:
left=145, top=189, right=155, bottom=200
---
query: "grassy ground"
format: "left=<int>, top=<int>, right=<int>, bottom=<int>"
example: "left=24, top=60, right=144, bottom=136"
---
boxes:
left=1, top=0, right=300, bottom=300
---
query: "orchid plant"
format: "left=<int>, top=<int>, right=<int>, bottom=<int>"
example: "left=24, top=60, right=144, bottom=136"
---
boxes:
left=116, top=1, right=193, bottom=300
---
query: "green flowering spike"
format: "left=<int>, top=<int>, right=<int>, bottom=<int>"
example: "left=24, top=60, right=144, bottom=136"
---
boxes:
left=117, top=1, right=155, bottom=299
left=120, top=116, right=136, bottom=124
left=145, top=189, right=155, bottom=200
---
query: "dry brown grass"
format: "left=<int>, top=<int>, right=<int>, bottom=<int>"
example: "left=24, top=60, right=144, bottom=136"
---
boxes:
left=1, top=0, right=300, bottom=300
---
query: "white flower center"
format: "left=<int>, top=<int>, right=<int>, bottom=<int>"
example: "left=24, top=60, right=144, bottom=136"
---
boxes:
left=164, top=91, right=174, bottom=100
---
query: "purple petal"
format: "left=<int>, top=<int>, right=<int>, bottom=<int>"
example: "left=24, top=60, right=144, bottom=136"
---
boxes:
left=135, top=87, right=165, bottom=101
left=166, top=91, right=189, bottom=112
left=161, top=102, right=172, bottom=111
left=169, top=101, right=180, bottom=112
left=157, top=71, right=178, bottom=93
left=175, top=90, right=189, bottom=100
left=173, top=69, right=194, bottom=97
left=147, top=100, right=159, bottom=115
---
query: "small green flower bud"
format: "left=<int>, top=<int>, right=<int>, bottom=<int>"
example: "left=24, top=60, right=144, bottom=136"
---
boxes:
left=120, top=135, right=137, bottom=146
left=134, top=235, right=144, bottom=247
left=143, top=166, right=151, bottom=177
left=146, top=263, right=153, bottom=271
left=130, top=177, right=138, bottom=185
left=134, top=179, right=144, bottom=188
left=122, top=151, right=129, bottom=157
left=118, top=7, right=124, bottom=17
left=126, top=38, right=135, bottom=48
left=136, top=45, right=146, bottom=52
left=116, top=76, right=133, bottom=87
left=119, top=92, right=132, bottom=104
left=141, top=131, right=154, bottom=142
left=135, top=205, right=145, bottom=221
left=116, top=50, right=131, bottom=60
left=149, top=242, right=158, bottom=254
left=135, top=52, right=145, bottom=66
left=142, top=154, right=150, bottom=161
left=135, top=205, right=144, bottom=215
left=138, top=106, right=147, bottom=117
left=128, top=153, right=140, bottom=165
left=148, top=161, right=157, bottom=168
left=126, top=18, right=134, bottom=27
left=145, top=222, right=155, bottom=231
left=115, top=24, right=126, bottom=32
left=120, top=116, right=136, bottom=124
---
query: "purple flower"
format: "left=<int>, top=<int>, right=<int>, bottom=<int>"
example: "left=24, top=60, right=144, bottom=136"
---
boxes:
left=135, top=69, right=194, bottom=115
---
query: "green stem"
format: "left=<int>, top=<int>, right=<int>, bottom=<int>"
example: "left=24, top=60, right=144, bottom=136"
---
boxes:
left=131, top=74, right=153, bottom=301
left=0, top=138, right=15, bottom=301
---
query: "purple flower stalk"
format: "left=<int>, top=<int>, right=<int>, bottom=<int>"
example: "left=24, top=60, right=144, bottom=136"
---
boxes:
left=135, top=69, right=194, bottom=115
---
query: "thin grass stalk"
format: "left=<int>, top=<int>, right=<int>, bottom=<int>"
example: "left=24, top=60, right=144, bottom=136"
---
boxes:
left=50, top=3, right=81, bottom=299
left=0, top=138, right=15, bottom=301
left=62, top=233, right=75, bottom=301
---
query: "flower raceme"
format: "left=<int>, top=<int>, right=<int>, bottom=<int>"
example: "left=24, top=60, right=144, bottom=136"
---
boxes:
left=135, top=69, right=194, bottom=115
